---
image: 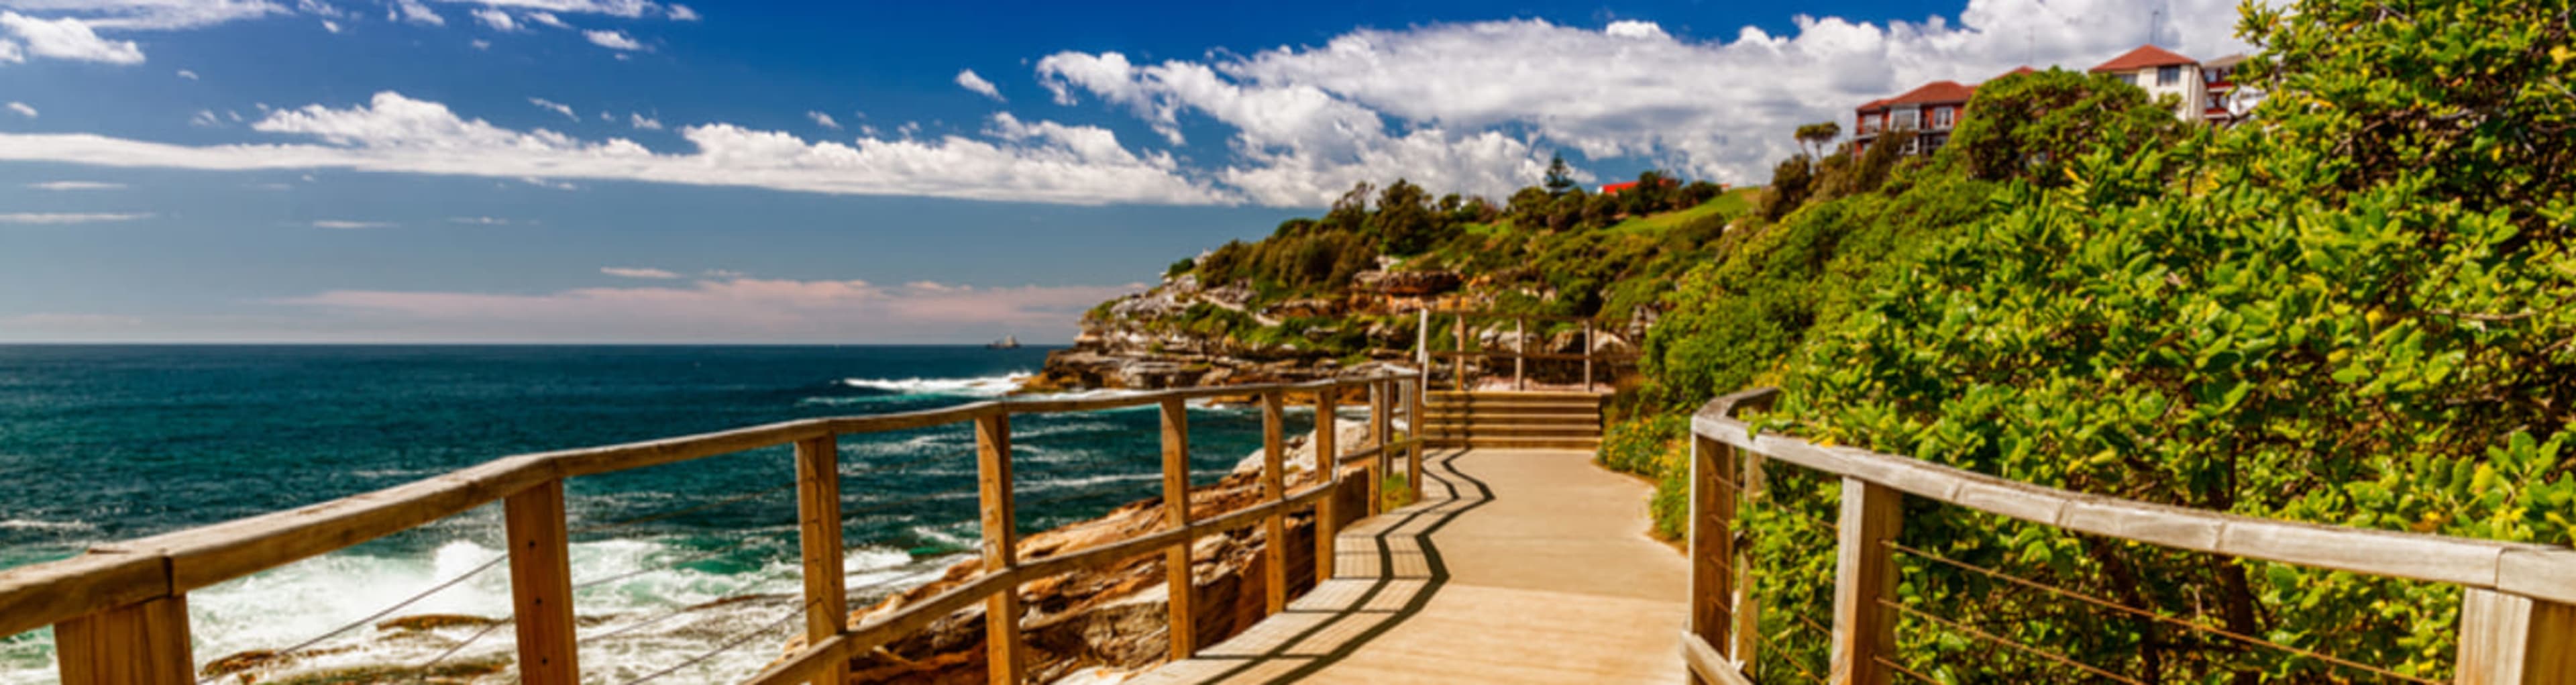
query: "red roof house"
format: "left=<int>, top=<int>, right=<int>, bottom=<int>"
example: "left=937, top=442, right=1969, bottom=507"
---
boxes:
left=2088, top=44, right=2199, bottom=72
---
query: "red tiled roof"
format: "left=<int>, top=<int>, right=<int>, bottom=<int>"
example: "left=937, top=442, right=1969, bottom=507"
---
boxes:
left=2090, top=44, right=2198, bottom=72
left=1998, top=66, right=2037, bottom=78
left=1883, top=81, right=1978, bottom=106
left=1599, top=181, right=1640, bottom=195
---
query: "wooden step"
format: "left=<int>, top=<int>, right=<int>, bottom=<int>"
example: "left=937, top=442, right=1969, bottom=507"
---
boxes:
left=1428, top=437, right=1603, bottom=450
left=1427, top=397, right=1605, bottom=407
left=1429, top=390, right=1608, bottom=401
left=1421, top=417, right=1597, bottom=427
left=1432, top=424, right=1597, bottom=436
left=1423, top=403, right=1602, bottom=415
left=1421, top=409, right=1601, bottom=419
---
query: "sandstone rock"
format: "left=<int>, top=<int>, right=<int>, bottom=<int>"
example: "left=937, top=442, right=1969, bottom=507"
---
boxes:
left=1351, top=270, right=1462, bottom=297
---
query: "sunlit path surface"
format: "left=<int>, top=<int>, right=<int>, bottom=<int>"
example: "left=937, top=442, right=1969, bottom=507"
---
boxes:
left=1132, top=447, right=1688, bottom=684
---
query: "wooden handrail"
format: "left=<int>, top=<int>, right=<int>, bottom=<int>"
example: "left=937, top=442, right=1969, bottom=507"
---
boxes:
left=2, top=369, right=1424, bottom=684
left=1684, top=386, right=2576, bottom=684
left=1428, top=310, right=1637, bottom=392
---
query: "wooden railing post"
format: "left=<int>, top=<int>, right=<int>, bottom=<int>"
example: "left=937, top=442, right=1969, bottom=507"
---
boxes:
left=1514, top=317, right=1527, bottom=391
left=975, top=413, right=1026, bottom=684
left=1312, top=388, right=1339, bottom=583
left=55, top=596, right=192, bottom=684
left=1829, top=478, right=1901, bottom=685
left=1367, top=378, right=1390, bottom=517
left=505, top=480, right=580, bottom=685
left=1415, top=309, right=1430, bottom=370
left=1404, top=374, right=1424, bottom=497
left=1582, top=320, right=1595, bottom=393
left=1687, top=432, right=1737, bottom=685
left=794, top=435, right=851, bottom=685
left=1733, top=448, right=1768, bottom=665
left=1454, top=314, right=1468, bottom=391
left=2457, top=588, right=2576, bottom=684
left=1259, top=390, right=1290, bottom=615
left=1158, top=398, right=1197, bottom=660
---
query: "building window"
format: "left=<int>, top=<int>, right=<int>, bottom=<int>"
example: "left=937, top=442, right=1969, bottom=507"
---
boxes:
left=1892, top=107, right=1920, bottom=130
left=2158, top=66, right=2181, bottom=86
left=1931, top=107, right=1953, bottom=129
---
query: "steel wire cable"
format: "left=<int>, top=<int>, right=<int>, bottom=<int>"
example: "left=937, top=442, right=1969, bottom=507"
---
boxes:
left=1878, top=596, right=2148, bottom=684
left=1884, top=539, right=2439, bottom=684
left=572, top=527, right=799, bottom=591
left=572, top=481, right=803, bottom=537
left=1751, top=617, right=1829, bottom=684
left=199, top=554, right=508, bottom=684
left=840, top=486, right=982, bottom=521
left=570, top=449, right=971, bottom=537
left=1876, top=655, right=1943, bottom=684
left=409, top=615, right=513, bottom=682
left=614, top=600, right=811, bottom=685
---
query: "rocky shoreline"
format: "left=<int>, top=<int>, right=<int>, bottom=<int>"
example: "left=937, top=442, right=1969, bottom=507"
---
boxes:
left=792, top=420, right=1384, bottom=684
left=1018, top=266, right=1642, bottom=395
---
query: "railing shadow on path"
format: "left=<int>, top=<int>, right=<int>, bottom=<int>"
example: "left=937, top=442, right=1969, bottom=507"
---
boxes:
left=1128, top=445, right=1497, bottom=685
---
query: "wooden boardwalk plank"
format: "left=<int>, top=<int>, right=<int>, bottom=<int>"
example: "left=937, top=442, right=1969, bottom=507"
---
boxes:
left=1133, top=447, right=1688, bottom=684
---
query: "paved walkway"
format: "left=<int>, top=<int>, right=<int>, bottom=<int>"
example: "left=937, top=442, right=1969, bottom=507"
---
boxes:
left=1128, top=447, right=1690, bottom=684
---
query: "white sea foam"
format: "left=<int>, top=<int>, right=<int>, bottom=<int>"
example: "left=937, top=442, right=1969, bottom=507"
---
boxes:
left=0, top=534, right=959, bottom=684
left=0, top=519, right=91, bottom=531
left=1019, top=472, right=1160, bottom=492
left=839, top=374, right=1029, bottom=397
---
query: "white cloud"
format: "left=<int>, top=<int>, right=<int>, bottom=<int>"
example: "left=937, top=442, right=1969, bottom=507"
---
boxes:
left=527, top=97, right=576, bottom=121
left=175, top=68, right=197, bottom=79
left=394, top=0, right=442, bottom=25
left=469, top=7, right=516, bottom=30
left=311, top=219, right=392, bottom=229
left=1603, top=19, right=1666, bottom=40
left=582, top=28, right=640, bottom=50
left=523, top=10, right=563, bottom=27
left=4, top=101, right=32, bottom=117
left=664, top=3, right=692, bottom=21
left=189, top=109, right=223, bottom=126
left=0, top=39, right=19, bottom=63
left=1034, top=5, right=2245, bottom=199
left=321, top=19, right=339, bottom=32
left=0, top=11, right=145, bottom=64
left=599, top=266, right=677, bottom=278
left=275, top=276, right=1144, bottom=343
left=628, top=112, right=660, bottom=129
left=429, top=0, right=656, bottom=19
left=0, top=212, right=150, bottom=223
left=1, top=0, right=290, bottom=31
left=447, top=215, right=509, bottom=224
left=955, top=68, right=1003, bottom=101
left=0, top=91, right=1229, bottom=205
left=805, top=110, right=839, bottom=129
left=27, top=180, right=125, bottom=190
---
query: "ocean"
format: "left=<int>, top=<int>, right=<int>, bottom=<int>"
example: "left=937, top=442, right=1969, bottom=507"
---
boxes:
left=0, top=345, right=1310, bottom=683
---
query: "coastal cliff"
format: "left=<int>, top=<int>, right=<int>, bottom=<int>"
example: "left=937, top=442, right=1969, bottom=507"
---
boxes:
left=1018, top=268, right=1463, bottom=392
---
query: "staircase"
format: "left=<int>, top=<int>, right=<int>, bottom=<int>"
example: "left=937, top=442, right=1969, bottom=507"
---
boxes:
left=1421, top=390, right=1606, bottom=450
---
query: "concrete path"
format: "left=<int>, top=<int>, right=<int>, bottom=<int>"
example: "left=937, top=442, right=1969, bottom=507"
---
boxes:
left=1126, top=447, right=1690, bottom=684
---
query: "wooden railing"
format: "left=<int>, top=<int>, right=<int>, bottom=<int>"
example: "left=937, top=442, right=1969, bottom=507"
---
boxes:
left=1419, top=310, right=1638, bottom=392
left=0, top=370, right=1427, bottom=685
left=1680, top=388, right=2576, bottom=684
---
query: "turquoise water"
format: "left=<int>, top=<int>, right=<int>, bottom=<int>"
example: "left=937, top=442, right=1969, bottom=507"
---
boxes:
left=0, top=345, right=1303, bottom=682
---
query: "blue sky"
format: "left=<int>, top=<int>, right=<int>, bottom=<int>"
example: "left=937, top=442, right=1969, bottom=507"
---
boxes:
left=0, top=0, right=2245, bottom=343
